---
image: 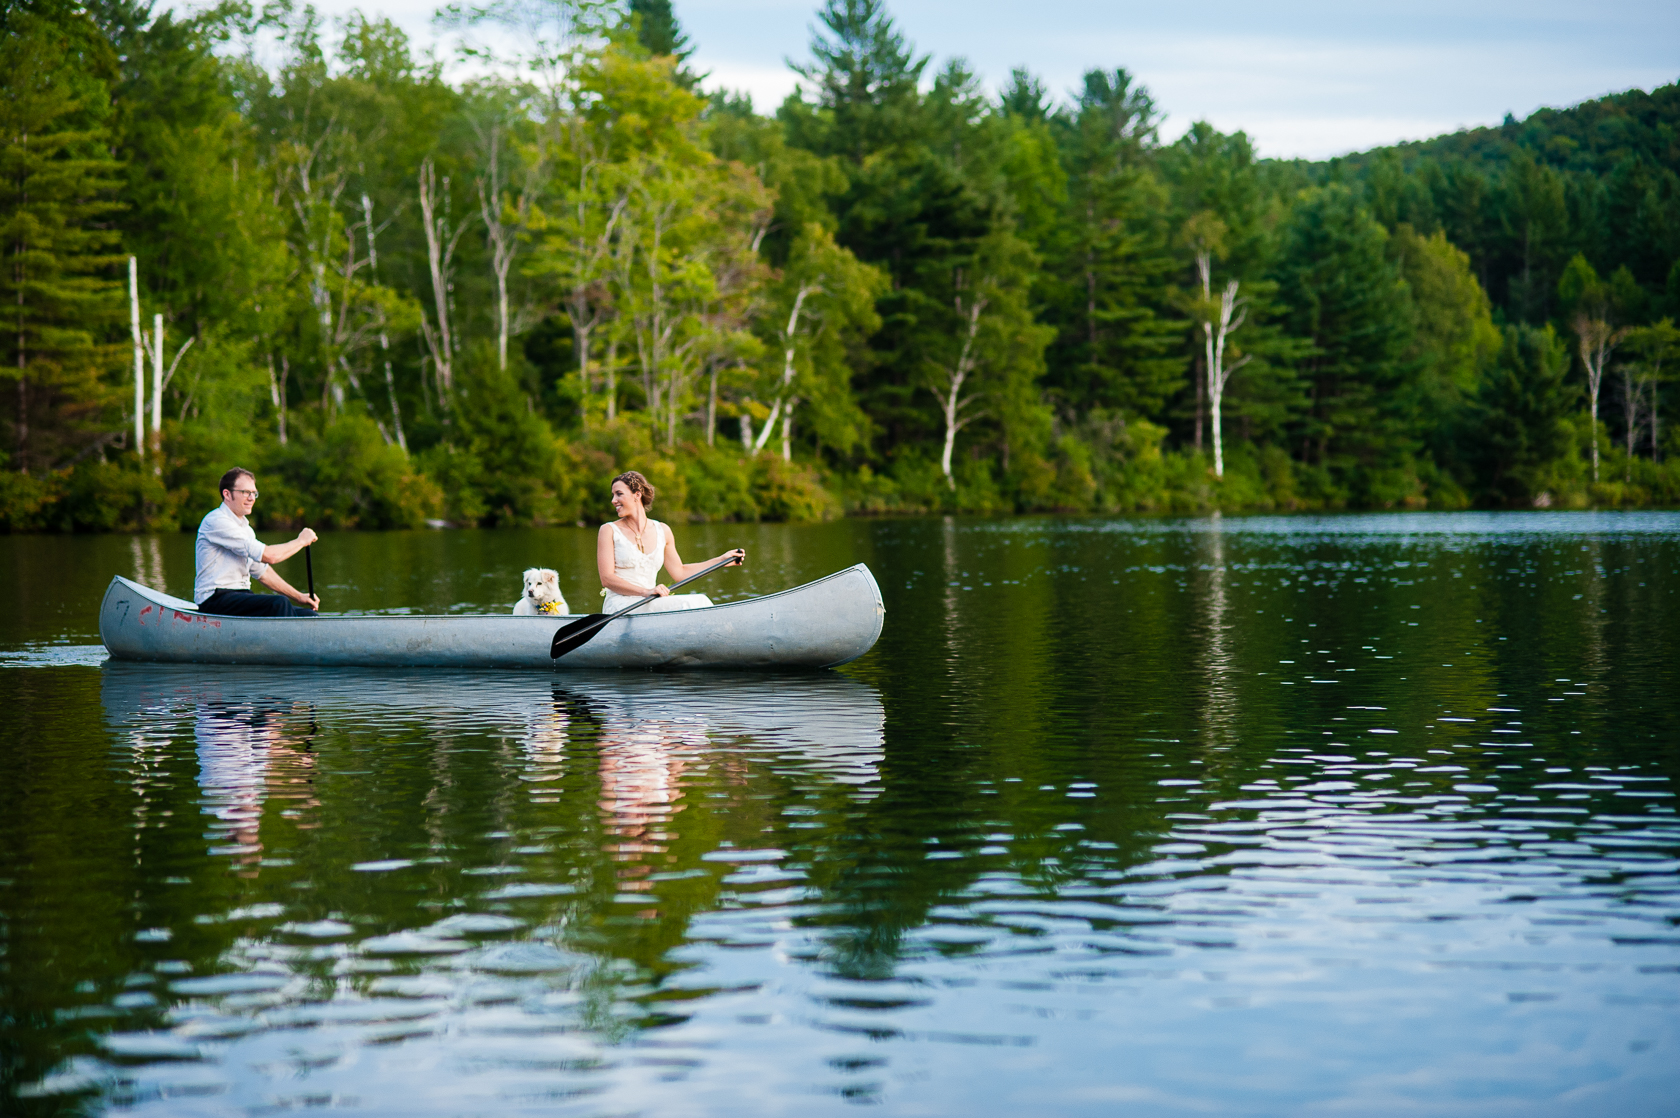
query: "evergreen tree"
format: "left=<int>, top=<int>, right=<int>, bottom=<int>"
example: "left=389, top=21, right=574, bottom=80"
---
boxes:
left=629, top=0, right=692, bottom=61
left=784, top=0, right=928, bottom=164
left=1039, top=69, right=1181, bottom=420
left=1474, top=324, right=1577, bottom=504
left=1272, top=185, right=1416, bottom=487
left=0, top=10, right=125, bottom=475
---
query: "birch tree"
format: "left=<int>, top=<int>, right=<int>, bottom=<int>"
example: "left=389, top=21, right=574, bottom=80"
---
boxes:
left=361, top=193, right=406, bottom=449
left=751, top=224, right=881, bottom=460
left=1184, top=213, right=1250, bottom=477
left=531, top=141, right=629, bottom=425
left=618, top=159, right=710, bottom=441
left=1571, top=313, right=1628, bottom=484
left=922, top=229, right=1047, bottom=489
left=933, top=279, right=985, bottom=486
left=1625, top=320, right=1679, bottom=465
left=474, top=117, right=540, bottom=372
left=418, top=155, right=471, bottom=395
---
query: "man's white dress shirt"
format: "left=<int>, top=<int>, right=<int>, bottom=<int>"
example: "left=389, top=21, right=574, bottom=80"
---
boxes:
left=194, top=504, right=268, bottom=604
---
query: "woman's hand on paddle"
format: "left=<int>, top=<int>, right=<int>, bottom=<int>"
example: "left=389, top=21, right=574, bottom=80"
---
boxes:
left=652, top=584, right=671, bottom=597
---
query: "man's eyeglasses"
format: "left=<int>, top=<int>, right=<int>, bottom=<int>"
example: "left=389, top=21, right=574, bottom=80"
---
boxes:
left=230, top=488, right=258, bottom=498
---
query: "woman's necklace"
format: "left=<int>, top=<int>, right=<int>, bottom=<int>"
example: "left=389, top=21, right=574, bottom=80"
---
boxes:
left=625, top=516, right=650, bottom=554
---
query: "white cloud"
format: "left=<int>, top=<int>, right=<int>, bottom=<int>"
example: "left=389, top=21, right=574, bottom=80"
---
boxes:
left=700, top=62, right=802, bottom=111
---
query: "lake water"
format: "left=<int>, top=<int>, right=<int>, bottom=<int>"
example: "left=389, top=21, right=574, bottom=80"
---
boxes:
left=2, top=512, right=1677, bottom=1116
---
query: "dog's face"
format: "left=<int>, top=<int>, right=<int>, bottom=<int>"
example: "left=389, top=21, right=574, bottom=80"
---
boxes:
left=522, top=568, right=560, bottom=604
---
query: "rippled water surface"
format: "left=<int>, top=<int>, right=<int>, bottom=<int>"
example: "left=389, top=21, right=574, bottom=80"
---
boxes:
left=2, top=512, right=1678, bottom=1116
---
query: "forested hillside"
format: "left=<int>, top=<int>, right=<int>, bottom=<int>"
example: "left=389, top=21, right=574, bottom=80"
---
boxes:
left=4, top=0, right=1678, bottom=531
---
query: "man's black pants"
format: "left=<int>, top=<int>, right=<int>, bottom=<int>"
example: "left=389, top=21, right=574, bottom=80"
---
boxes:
left=197, top=589, right=317, bottom=617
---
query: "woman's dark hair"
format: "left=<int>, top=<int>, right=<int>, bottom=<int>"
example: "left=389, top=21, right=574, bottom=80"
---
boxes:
left=612, top=470, right=656, bottom=509
left=219, top=467, right=255, bottom=497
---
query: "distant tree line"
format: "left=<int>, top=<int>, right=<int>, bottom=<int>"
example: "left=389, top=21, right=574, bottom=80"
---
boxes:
left=3, top=0, right=1678, bottom=531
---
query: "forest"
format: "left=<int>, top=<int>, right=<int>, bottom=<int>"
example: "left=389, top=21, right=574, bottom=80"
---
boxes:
left=3, top=0, right=1679, bottom=532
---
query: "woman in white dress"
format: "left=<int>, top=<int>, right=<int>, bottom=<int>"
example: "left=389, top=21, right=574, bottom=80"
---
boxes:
left=597, top=471, right=744, bottom=614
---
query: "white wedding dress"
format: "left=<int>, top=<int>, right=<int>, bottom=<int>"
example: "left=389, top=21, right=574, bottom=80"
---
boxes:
left=601, top=521, right=714, bottom=614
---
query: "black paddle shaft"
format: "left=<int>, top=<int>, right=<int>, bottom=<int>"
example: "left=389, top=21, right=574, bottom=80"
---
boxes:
left=305, top=542, right=314, bottom=600
left=550, top=551, right=743, bottom=660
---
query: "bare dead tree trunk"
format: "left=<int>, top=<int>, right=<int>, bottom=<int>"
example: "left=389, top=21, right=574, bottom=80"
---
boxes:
left=276, top=356, right=290, bottom=445
left=476, top=127, right=535, bottom=374
left=755, top=283, right=817, bottom=453
left=562, top=179, right=627, bottom=431
left=148, top=315, right=164, bottom=474
left=419, top=157, right=469, bottom=396
left=1573, top=314, right=1629, bottom=484
left=129, top=257, right=144, bottom=457
left=1653, top=354, right=1664, bottom=464
left=604, top=329, right=619, bottom=421
left=938, top=284, right=987, bottom=488
left=362, top=194, right=406, bottom=451
left=1624, top=366, right=1640, bottom=483
left=1194, top=249, right=1250, bottom=479
left=1204, top=281, right=1250, bottom=479
left=706, top=361, right=718, bottom=446
left=1193, top=352, right=1203, bottom=453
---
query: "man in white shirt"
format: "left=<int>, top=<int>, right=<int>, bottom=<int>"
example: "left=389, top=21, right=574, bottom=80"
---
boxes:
left=195, top=467, right=321, bottom=616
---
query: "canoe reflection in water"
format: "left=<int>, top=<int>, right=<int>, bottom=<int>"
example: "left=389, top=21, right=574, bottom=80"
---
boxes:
left=85, top=664, right=894, bottom=1114
left=101, top=663, right=885, bottom=836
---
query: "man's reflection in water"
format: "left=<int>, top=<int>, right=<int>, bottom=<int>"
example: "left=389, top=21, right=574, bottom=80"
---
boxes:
left=195, top=701, right=319, bottom=876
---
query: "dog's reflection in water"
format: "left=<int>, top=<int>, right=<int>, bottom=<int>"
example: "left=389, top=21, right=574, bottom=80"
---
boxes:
left=520, top=689, right=582, bottom=805
left=195, top=701, right=319, bottom=876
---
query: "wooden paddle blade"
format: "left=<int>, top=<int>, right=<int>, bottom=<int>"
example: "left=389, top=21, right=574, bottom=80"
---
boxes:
left=550, top=613, right=608, bottom=659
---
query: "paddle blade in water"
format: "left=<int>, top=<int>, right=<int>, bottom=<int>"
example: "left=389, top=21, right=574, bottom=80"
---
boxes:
left=550, top=614, right=608, bottom=659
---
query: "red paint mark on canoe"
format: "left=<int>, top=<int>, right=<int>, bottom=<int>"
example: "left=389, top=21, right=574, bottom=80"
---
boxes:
left=172, top=610, right=221, bottom=628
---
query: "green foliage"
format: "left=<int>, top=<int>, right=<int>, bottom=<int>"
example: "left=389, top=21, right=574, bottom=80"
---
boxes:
left=0, top=10, right=125, bottom=475
left=1272, top=185, right=1417, bottom=488
left=5, top=2, right=1680, bottom=538
left=1389, top=225, right=1500, bottom=474
left=266, top=414, right=442, bottom=530
left=1473, top=324, right=1579, bottom=505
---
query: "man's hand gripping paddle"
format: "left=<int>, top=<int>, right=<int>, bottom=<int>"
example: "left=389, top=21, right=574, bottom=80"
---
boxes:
left=550, top=551, right=742, bottom=660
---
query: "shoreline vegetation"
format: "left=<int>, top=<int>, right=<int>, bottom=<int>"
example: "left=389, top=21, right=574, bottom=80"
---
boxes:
left=3, top=1, right=1679, bottom=534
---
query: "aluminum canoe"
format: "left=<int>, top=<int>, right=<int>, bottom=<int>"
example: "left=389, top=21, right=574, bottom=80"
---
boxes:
left=97, top=564, right=884, bottom=670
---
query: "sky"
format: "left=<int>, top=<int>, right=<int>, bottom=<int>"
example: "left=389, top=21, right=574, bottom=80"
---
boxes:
left=210, top=0, right=1678, bottom=160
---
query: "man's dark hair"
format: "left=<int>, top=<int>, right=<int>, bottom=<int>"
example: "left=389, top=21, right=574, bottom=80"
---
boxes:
left=219, top=467, right=255, bottom=497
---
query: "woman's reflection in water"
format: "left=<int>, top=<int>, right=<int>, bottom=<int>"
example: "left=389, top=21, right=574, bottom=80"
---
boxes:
left=195, top=701, right=319, bottom=876
left=593, top=702, right=711, bottom=912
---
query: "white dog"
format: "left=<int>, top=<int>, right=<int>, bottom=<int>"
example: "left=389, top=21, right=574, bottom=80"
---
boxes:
left=512, top=568, right=569, bottom=615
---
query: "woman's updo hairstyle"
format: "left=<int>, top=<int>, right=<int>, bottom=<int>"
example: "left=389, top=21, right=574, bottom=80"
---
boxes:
left=612, top=470, right=656, bottom=510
